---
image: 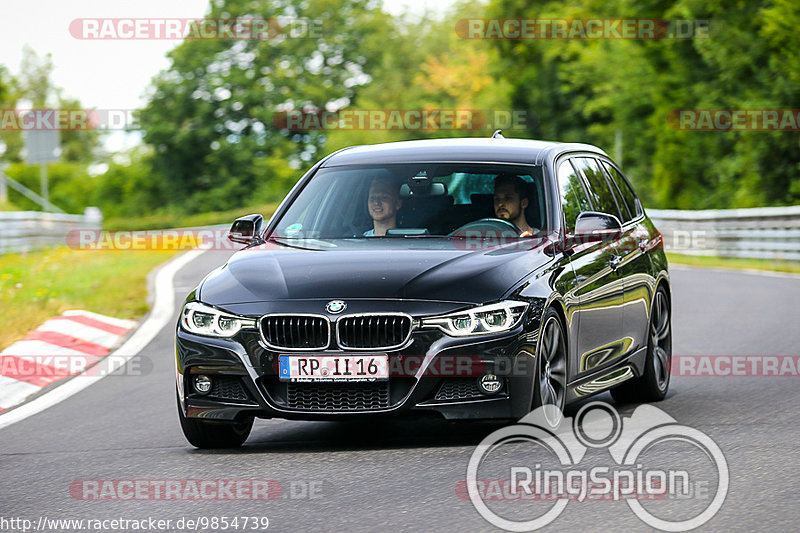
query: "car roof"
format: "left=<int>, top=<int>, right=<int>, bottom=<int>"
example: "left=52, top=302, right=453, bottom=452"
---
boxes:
left=321, top=137, right=608, bottom=167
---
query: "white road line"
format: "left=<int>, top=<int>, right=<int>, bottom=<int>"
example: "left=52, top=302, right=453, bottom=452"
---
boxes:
left=0, top=377, right=42, bottom=409
left=0, top=247, right=208, bottom=430
left=670, top=263, right=800, bottom=279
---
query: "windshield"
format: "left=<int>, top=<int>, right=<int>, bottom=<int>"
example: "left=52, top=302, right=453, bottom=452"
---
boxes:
left=271, top=163, right=546, bottom=240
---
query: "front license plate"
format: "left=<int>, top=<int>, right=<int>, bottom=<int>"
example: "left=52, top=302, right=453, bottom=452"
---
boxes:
left=279, top=355, right=389, bottom=382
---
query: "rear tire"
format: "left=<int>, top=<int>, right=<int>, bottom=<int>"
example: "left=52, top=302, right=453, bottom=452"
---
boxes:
left=611, top=286, right=671, bottom=403
left=177, top=392, right=253, bottom=449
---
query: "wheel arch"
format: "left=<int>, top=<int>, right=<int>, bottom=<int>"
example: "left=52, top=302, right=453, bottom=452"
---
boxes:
left=538, top=294, right=571, bottom=373
left=653, top=274, right=672, bottom=312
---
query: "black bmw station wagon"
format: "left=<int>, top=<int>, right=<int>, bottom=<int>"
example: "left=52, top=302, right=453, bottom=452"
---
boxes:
left=176, top=136, right=671, bottom=448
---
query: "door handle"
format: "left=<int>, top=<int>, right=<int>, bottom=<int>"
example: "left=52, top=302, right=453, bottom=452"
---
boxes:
left=608, top=255, right=622, bottom=270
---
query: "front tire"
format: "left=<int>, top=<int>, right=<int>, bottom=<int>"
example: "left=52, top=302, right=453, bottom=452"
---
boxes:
left=177, top=392, right=253, bottom=449
left=611, top=286, right=671, bottom=403
left=532, top=308, right=568, bottom=426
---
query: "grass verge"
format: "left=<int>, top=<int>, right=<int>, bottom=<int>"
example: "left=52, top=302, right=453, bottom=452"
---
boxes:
left=666, top=252, right=800, bottom=274
left=0, top=247, right=178, bottom=350
left=0, top=199, right=20, bottom=211
left=103, top=203, right=279, bottom=231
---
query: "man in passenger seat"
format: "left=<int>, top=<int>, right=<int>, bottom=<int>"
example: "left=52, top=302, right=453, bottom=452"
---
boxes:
left=493, top=174, right=535, bottom=236
left=364, top=177, right=403, bottom=236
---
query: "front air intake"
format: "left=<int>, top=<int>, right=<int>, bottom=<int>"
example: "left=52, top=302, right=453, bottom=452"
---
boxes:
left=260, top=315, right=330, bottom=350
left=336, top=314, right=413, bottom=350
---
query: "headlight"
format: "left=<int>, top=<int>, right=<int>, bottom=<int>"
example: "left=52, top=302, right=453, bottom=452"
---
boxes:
left=180, top=302, right=256, bottom=337
left=421, top=301, right=528, bottom=336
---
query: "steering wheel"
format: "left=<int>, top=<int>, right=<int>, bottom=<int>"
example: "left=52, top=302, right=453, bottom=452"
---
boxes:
left=341, top=220, right=367, bottom=238
left=450, top=217, right=522, bottom=236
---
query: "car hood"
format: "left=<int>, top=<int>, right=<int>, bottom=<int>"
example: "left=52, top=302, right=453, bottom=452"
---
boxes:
left=198, top=238, right=553, bottom=307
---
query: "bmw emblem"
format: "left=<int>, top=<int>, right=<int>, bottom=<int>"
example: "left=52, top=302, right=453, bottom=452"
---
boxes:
left=326, top=300, right=346, bottom=314
left=478, top=374, right=502, bottom=394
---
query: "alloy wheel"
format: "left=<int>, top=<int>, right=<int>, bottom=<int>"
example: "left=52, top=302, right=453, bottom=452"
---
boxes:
left=537, top=315, right=567, bottom=425
left=650, top=290, right=671, bottom=390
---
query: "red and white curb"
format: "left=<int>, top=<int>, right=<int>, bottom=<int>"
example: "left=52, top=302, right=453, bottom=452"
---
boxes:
left=0, top=248, right=209, bottom=430
left=0, top=310, right=136, bottom=411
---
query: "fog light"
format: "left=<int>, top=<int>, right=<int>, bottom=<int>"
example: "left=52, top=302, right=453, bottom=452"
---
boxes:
left=193, top=375, right=212, bottom=395
left=478, top=373, right=502, bottom=395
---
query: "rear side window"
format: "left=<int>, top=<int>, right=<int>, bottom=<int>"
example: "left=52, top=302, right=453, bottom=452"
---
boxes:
left=601, top=161, right=640, bottom=221
left=556, top=160, right=592, bottom=234
left=571, top=157, right=622, bottom=220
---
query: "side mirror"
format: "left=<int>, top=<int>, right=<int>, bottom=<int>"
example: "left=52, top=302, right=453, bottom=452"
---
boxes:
left=227, top=214, right=264, bottom=245
left=572, top=211, right=623, bottom=244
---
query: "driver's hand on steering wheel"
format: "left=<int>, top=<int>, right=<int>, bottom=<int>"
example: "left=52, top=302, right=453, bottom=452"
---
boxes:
left=519, top=230, right=533, bottom=238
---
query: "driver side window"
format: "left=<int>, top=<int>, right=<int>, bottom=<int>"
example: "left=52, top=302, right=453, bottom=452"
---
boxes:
left=556, top=159, right=592, bottom=234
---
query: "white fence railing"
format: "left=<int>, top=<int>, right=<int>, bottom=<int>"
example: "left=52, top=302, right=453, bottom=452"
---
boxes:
left=648, top=206, right=800, bottom=261
left=0, top=208, right=102, bottom=255
left=2, top=205, right=798, bottom=260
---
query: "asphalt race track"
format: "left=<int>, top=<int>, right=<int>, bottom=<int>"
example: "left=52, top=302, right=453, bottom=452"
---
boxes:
left=1, top=250, right=799, bottom=532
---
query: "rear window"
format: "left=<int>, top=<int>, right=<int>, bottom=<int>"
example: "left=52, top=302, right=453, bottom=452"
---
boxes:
left=571, top=157, right=622, bottom=220
left=556, top=160, right=592, bottom=234
left=601, top=161, right=640, bottom=221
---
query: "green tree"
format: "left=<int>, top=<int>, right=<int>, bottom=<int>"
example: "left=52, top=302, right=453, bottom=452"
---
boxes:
left=57, top=95, right=101, bottom=163
left=138, top=0, right=392, bottom=214
left=4, top=161, right=94, bottom=213
left=1, top=48, right=100, bottom=166
left=17, top=45, right=54, bottom=107
left=0, top=63, right=23, bottom=162
left=323, top=0, right=514, bottom=153
left=487, top=0, right=800, bottom=209
left=90, top=147, right=169, bottom=218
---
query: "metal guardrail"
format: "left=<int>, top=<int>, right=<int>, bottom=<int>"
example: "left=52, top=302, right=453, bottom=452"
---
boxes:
left=648, top=206, right=800, bottom=261
left=0, top=208, right=102, bottom=255
left=2, top=203, right=797, bottom=260
left=0, top=171, right=65, bottom=213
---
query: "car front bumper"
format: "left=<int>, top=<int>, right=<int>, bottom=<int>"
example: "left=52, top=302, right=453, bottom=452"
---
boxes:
left=175, top=311, right=542, bottom=422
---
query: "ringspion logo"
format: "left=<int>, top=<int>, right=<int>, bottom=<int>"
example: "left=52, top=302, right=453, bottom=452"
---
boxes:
left=465, top=402, right=728, bottom=531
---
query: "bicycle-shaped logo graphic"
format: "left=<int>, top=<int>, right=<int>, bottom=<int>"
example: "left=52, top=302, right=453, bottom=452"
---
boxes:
left=466, top=402, right=729, bottom=531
